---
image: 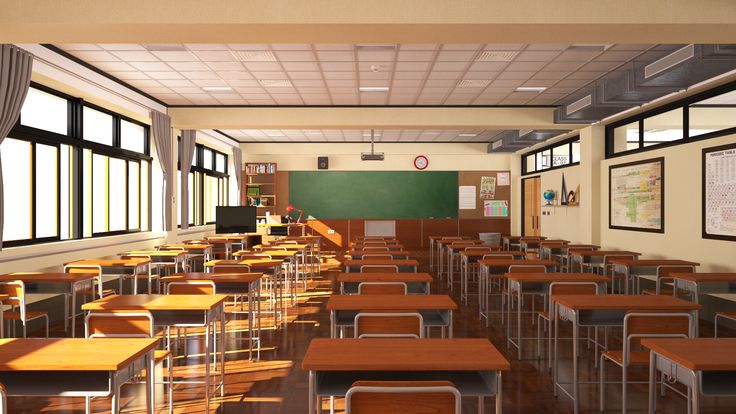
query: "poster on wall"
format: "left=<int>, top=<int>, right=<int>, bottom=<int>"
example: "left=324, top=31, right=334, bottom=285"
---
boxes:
left=484, top=200, right=509, bottom=217
left=458, top=186, right=476, bottom=209
left=703, top=143, right=736, bottom=241
left=609, top=157, right=664, bottom=233
left=497, top=172, right=510, bottom=186
left=480, top=176, right=496, bottom=199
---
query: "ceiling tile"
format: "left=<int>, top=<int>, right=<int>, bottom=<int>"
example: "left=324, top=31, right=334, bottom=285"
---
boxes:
left=185, top=44, right=229, bottom=51
left=314, top=44, right=354, bottom=50
left=167, top=61, right=210, bottom=71
left=317, top=51, right=355, bottom=61
left=495, top=71, right=535, bottom=80
left=531, top=71, right=569, bottom=80
left=443, top=44, right=482, bottom=51
left=397, top=51, right=435, bottom=61
left=128, top=61, right=173, bottom=71
left=108, top=71, right=149, bottom=80
left=181, top=71, right=220, bottom=80
left=436, top=50, right=477, bottom=61
left=271, top=44, right=312, bottom=50
left=555, top=49, right=602, bottom=62
left=516, top=51, right=562, bottom=61
left=521, top=79, right=558, bottom=87
left=463, top=71, right=498, bottom=80
left=151, top=51, right=196, bottom=61
left=544, top=61, right=585, bottom=71
left=323, top=71, right=356, bottom=79
left=566, top=71, right=605, bottom=80
left=219, top=71, right=254, bottom=80
left=146, top=71, right=185, bottom=80
left=399, top=44, right=438, bottom=51
left=234, top=87, right=267, bottom=94
left=93, top=61, right=137, bottom=72
left=242, top=62, right=283, bottom=71
left=227, top=44, right=269, bottom=51
left=433, top=62, right=468, bottom=71
left=226, top=79, right=259, bottom=86
left=281, top=61, right=320, bottom=71
left=251, top=71, right=287, bottom=79
left=424, top=79, right=456, bottom=87
left=291, top=79, right=324, bottom=87
left=320, top=62, right=356, bottom=71
left=392, top=79, right=423, bottom=87
left=357, top=51, right=395, bottom=61
left=58, top=44, right=100, bottom=51
left=595, top=50, right=643, bottom=62
left=578, top=61, right=625, bottom=71
left=469, top=62, right=508, bottom=72
left=275, top=51, right=316, bottom=61
left=504, top=61, right=547, bottom=71
left=205, top=61, right=245, bottom=71
left=428, top=72, right=462, bottom=80
left=128, top=79, right=163, bottom=88
left=191, top=79, right=229, bottom=87
left=193, top=51, right=236, bottom=62
left=71, top=51, right=119, bottom=62
left=159, top=79, right=196, bottom=87
left=325, top=79, right=356, bottom=87
left=110, top=51, right=159, bottom=61
left=483, top=44, right=525, bottom=51
left=393, top=71, right=426, bottom=79
left=525, top=44, right=570, bottom=51
left=289, top=71, right=323, bottom=79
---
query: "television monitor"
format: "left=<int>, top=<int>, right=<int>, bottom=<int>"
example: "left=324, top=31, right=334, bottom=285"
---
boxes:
left=216, top=206, right=257, bottom=233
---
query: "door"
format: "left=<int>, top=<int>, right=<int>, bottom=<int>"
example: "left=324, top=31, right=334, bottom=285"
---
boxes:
left=523, top=177, right=541, bottom=236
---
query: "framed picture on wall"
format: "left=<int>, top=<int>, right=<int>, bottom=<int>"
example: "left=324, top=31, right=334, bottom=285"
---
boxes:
left=702, top=142, right=736, bottom=241
left=609, top=157, right=664, bottom=233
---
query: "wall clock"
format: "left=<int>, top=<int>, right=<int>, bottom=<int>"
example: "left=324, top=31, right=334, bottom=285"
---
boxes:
left=413, top=155, right=429, bottom=170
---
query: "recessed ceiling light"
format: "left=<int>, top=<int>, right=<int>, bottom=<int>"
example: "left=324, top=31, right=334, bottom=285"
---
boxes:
left=457, top=79, right=490, bottom=88
left=202, top=86, right=233, bottom=92
left=359, top=86, right=390, bottom=92
left=260, top=79, right=292, bottom=87
left=362, top=133, right=382, bottom=137
left=458, top=133, right=478, bottom=137
left=232, top=50, right=276, bottom=62
left=515, top=86, right=547, bottom=93
left=476, top=51, right=519, bottom=62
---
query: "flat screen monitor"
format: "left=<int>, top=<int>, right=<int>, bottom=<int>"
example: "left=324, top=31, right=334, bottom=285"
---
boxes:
left=216, top=206, right=257, bottom=233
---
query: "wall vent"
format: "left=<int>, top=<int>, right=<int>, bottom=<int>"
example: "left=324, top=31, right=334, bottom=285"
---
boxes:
left=566, top=94, right=592, bottom=116
left=645, top=45, right=695, bottom=79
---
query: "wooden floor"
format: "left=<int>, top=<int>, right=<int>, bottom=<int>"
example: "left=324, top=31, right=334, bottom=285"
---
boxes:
left=8, top=251, right=736, bottom=413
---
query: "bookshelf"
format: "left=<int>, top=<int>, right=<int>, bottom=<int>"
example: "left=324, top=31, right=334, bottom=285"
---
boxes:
left=243, top=163, right=278, bottom=218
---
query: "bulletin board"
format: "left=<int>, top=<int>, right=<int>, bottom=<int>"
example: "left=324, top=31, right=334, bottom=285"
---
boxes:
left=458, top=171, right=512, bottom=219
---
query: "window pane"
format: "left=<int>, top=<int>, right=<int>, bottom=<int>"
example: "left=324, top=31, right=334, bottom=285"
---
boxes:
left=20, top=88, right=68, bottom=135
left=177, top=170, right=182, bottom=226
left=128, top=161, right=140, bottom=230
left=109, top=158, right=126, bottom=232
left=203, top=148, right=213, bottom=170
left=612, top=121, right=639, bottom=153
left=92, top=154, right=107, bottom=233
left=83, top=149, right=93, bottom=237
left=525, top=154, right=536, bottom=173
left=141, top=161, right=149, bottom=231
left=643, top=107, right=684, bottom=147
left=60, top=144, right=72, bottom=240
left=552, top=144, right=570, bottom=167
left=194, top=172, right=202, bottom=225
left=188, top=172, right=194, bottom=225
left=121, top=120, right=146, bottom=153
left=216, top=153, right=226, bottom=172
left=572, top=141, right=581, bottom=163
left=83, top=107, right=114, bottom=146
left=35, top=143, right=58, bottom=238
left=537, top=149, right=551, bottom=170
left=1, top=139, right=31, bottom=241
left=689, top=90, right=736, bottom=138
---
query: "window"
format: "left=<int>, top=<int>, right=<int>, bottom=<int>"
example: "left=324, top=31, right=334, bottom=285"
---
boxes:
left=605, top=80, right=736, bottom=158
left=178, top=141, right=229, bottom=226
left=521, top=136, right=581, bottom=175
left=5, top=83, right=151, bottom=246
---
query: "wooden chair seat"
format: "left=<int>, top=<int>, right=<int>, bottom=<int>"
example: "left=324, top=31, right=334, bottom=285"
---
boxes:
left=717, top=311, right=736, bottom=319
left=78, top=288, right=116, bottom=297
left=3, top=311, right=47, bottom=321
left=154, top=349, right=171, bottom=364
left=641, top=287, right=690, bottom=296
left=536, top=310, right=550, bottom=321
left=600, top=349, right=651, bottom=366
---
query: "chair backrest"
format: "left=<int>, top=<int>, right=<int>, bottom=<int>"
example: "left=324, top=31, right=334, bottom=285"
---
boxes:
left=358, top=282, right=407, bottom=295
left=0, top=281, right=24, bottom=308
left=362, top=254, right=394, bottom=260
left=64, top=264, right=102, bottom=277
left=166, top=280, right=216, bottom=295
left=465, top=246, right=492, bottom=252
left=508, top=265, right=547, bottom=273
left=623, top=312, right=693, bottom=363
left=549, top=282, right=600, bottom=296
left=85, top=311, right=154, bottom=338
left=363, top=247, right=390, bottom=251
left=262, top=246, right=287, bottom=251
left=345, top=380, right=460, bottom=414
left=363, top=242, right=388, bottom=246
left=657, top=265, right=695, bottom=278
left=483, top=254, right=514, bottom=260
left=120, top=254, right=151, bottom=261
left=158, top=246, right=185, bottom=252
left=360, top=265, right=399, bottom=273
left=354, top=312, right=423, bottom=339
left=238, top=253, right=272, bottom=260
left=274, top=240, right=298, bottom=245
left=566, top=247, right=594, bottom=254
left=440, top=237, right=463, bottom=241
left=604, top=254, right=636, bottom=265
left=212, top=264, right=251, bottom=273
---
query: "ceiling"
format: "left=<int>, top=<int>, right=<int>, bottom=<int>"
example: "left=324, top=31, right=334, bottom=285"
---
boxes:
left=218, top=129, right=505, bottom=143
left=56, top=43, right=658, bottom=107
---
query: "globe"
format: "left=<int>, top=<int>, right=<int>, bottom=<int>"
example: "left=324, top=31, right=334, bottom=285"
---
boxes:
left=543, top=189, right=555, bottom=206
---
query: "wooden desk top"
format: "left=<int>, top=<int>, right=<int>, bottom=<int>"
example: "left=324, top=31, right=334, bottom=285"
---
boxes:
left=570, top=250, right=641, bottom=257
left=460, top=250, right=524, bottom=258
left=327, top=294, right=457, bottom=311
left=121, top=250, right=186, bottom=258
left=607, top=259, right=700, bottom=267
left=0, top=338, right=158, bottom=371
left=479, top=258, right=558, bottom=267
left=82, top=294, right=227, bottom=311
left=234, top=250, right=297, bottom=258
left=347, top=249, right=411, bottom=256
left=353, top=244, right=404, bottom=250
left=642, top=338, right=736, bottom=371
left=65, top=258, right=151, bottom=267
left=438, top=240, right=484, bottom=247
left=543, top=243, right=599, bottom=250
left=428, top=236, right=470, bottom=241
left=205, top=259, right=283, bottom=268
left=505, top=273, right=609, bottom=283
left=337, top=272, right=433, bottom=283
left=256, top=244, right=309, bottom=250
left=208, top=234, right=258, bottom=241
left=671, top=273, right=736, bottom=282
left=164, top=272, right=263, bottom=283
left=0, top=294, right=8, bottom=302
left=551, top=294, right=701, bottom=311
left=344, top=259, right=419, bottom=267
left=539, top=239, right=570, bottom=245
left=157, top=243, right=212, bottom=250
left=302, top=338, right=510, bottom=371
left=502, top=235, right=522, bottom=241
left=1, top=272, right=97, bottom=282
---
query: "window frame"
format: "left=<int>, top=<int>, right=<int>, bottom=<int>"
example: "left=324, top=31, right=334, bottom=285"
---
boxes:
left=521, top=136, right=581, bottom=176
left=177, top=140, right=229, bottom=227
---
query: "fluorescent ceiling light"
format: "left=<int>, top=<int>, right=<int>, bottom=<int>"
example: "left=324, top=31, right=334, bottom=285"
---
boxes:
left=476, top=51, right=519, bottom=62
left=202, top=86, right=233, bottom=92
left=232, top=50, right=276, bottom=62
left=458, top=133, right=478, bottom=137
left=359, top=86, right=389, bottom=92
left=515, top=86, right=547, bottom=93
left=457, top=79, right=490, bottom=88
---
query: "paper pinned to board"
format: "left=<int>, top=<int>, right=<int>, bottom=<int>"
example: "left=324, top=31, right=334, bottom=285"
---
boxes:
left=484, top=200, right=509, bottom=217
left=497, top=172, right=510, bottom=186
left=459, top=186, right=476, bottom=209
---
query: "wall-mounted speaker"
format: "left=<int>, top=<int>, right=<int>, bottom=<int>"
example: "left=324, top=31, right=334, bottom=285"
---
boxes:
left=318, top=156, right=329, bottom=170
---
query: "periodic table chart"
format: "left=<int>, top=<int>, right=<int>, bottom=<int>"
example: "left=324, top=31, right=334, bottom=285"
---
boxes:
left=704, top=143, right=736, bottom=239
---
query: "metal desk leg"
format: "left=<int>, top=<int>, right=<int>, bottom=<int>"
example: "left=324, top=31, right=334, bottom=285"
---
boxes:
left=330, top=310, right=336, bottom=338
left=111, top=376, right=120, bottom=414
left=449, top=310, right=453, bottom=338
left=648, top=352, right=657, bottom=413
left=220, top=303, right=226, bottom=397
left=147, top=350, right=155, bottom=413
left=496, top=371, right=503, bottom=414
left=572, top=310, right=579, bottom=414
left=248, top=281, right=253, bottom=360
left=204, top=314, right=211, bottom=413
left=309, top=370, right=316, bottom=414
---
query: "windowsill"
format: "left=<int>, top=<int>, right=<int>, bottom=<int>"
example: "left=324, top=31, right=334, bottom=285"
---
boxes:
left=177, top=224, right=216, bottom=235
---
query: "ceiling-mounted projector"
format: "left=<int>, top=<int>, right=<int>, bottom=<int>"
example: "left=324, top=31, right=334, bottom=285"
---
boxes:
left=361, top=129, right=384, bottom=161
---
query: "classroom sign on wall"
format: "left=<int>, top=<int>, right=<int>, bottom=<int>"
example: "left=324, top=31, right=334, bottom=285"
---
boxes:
left=703, top=143, right=736, bottom=241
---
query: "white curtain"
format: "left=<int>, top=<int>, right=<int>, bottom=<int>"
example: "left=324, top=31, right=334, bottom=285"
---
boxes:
left=0, top=45, right=33, bottom=250
left=150, top=110, right=174, bottom=231
left=179, top=130, right=196, bottom=229
left=231, top=146, right=242, bottom=206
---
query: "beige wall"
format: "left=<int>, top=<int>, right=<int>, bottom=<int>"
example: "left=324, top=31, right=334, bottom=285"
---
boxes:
left=539, top=166, right=583, bottom=242
left=241, top=142, right=511, bottom=171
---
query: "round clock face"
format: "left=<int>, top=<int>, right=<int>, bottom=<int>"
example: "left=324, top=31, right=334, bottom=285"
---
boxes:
left=414, top=155, right=429, bottom=170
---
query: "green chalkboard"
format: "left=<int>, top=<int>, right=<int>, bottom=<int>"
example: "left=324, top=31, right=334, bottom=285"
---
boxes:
left=289, top=171, right=458, bottom=219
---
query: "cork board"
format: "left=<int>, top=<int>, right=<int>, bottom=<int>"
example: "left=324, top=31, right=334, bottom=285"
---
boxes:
left=458, top=171, right=511, bottom=219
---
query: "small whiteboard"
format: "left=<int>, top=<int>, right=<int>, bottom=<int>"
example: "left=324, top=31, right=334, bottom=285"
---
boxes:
left=364, top=220, right=396, bottom=237
left=459, top=186, right=476, bottom=210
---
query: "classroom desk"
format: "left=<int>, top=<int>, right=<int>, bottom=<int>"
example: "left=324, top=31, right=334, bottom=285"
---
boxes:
left=345, top=249, right=410, bottom=260
left=0, top=338, right=158, bottom=413
left=0, top=272, right=97, bottom=338
left=501, top=235, right=522, bottom=251
left=82, top=294, right=227, bottom=410
left=302, top=338, right=509, bottom=414
left=157, top=243, right=213, bottom=271
left=439, top=239, right=486, bottom=280
left=459, top=250, right=524, bottom=304
left=235, top=250, right=302, bottom=301
left=344, top=259, right=418, bottom=273
left=673, top=272, right=736, bottom=304
left=478, top=259, right=558, bottom=326
left=552, top=294, right=700, bottom=414
left=539, top=243, right=599, bottom=261
left=643, top=338, right=736, bottom=414
left=208, top=233, right=262, bottom=252
left=163, top=272, right=263, bottom=360
left=336, top=272, right=432, bottom=295
left=0, top=294, right=9, bottom=338
left=609, top=259, right=700, bottom=295
left=351, top=243, right=405, bottom=251
left=64, top=258, right=151, bottom=295
left=120, top=250, right=187, bottom=282
left=326, top=294, right=457, bottom=338
left=505, top=273, right=608, bottom=361
left=256, top=248, right=308, bottom=289
left=428, top=236, right=468, bottom=271
left=567, top=250, right=641, bottom=274
left=203, top=237, right=235, bottom=259
left=520, top=237, right=559, bottom=253
left=447, top=243, right=501, bottom=289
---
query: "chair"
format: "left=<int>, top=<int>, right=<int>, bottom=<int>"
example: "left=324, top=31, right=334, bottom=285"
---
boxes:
left=561, top=247, right=594, bottom=272
left=85, top=311, right=173, bottom=414
left=505, top=265, right=548, bottom=325
left=64, top=264, right=116, bottom=300
left=362, top=254, right=394, bottom=259
left=0, top=281, right=49, bottom=338
left=358, top=282, right=407, bottom=295
left=714, top=312, right=736, bottom=337
left=360, top=265, right=399, bottom=273
left=599, top=312, right=693, bottom=413
left=345, top=380, right=460, bottom=414
left=354, top=312, right=424, bottom=338
left=0, top=383, right=5, bottom=414
left=641, top=265, right=695, bottom=296
left=166, top=280, right=216, bottom=295
left=363, top=247, right=389, bottom=251
left=120, top=254, right=159, bottom=293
